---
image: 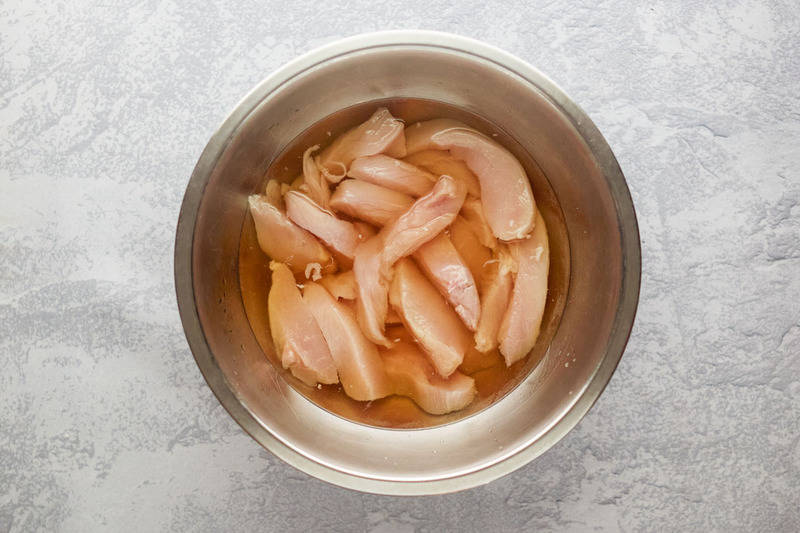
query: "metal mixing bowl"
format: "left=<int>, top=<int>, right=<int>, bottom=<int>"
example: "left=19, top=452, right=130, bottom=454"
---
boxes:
left=174, top=31, right=641, bottom=495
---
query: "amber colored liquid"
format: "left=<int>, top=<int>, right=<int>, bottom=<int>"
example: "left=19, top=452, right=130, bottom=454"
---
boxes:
left=238, top=98, right=569, bottom=429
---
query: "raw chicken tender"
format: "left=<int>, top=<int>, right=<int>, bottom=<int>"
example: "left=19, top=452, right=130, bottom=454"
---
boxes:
left=430, top=126, right=536, bottom=241
left=303, top=282, right=390, bottom=401
left=248, top=194, right=335, bottom=276
left=413, top=233, right=480, bottom=331
left=329, top=179, right=413, bottom=226
left=353, top=235, right=392, bottom=347
left=348, top=155, right=435, bottom=197
left=285, top=190, right=361, bottom=260
left=389, top=258, right=472, bottom=377
left=354, top=175, right=468, bottom=346
left=403, top=149, right=481, bottom=198
left=382, top=341, right=476, bottom=415
left=248, top=108, right=550, bottom=415
left=379, top=174, right=467, bottom=274
left=318, top=108, right=406, bottom=182
left=474, top=246, right=516, bottom=353
left=498, top=211, right=550, bottom=365
left=268, top=262, right=338, bottom=386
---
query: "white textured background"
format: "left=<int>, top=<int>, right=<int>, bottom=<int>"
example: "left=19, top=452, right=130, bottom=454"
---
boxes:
left=1, top=1, right=799, bottom=531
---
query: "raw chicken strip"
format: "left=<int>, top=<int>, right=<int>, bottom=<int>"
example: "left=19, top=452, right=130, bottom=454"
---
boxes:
left=380, top=174, right=468, bottom=275
left=355, top=171, right=467, bottom=348
left=474, top=246, right=516, bottom=353
left=389, top=258, right=472, bottom=377
left=460, top=196, right=497, bottom=249
left=353, top=235, right=392, bottom=347
left=430, top=127, right=536, bottom=241
left=285, top=191, right=361, bottom=260
left=329, top=179, right=412, bottom=226
left=319, top=270, right=357, bottom=300
left=403, top=149, right=481, bottom=198
left=348, top=155, right=435, bottom=197
left=301, top=145, right=330, bottom=207
left=404, top=118, right=468, bottom=155
left=449, top=216, right=492, bottom=288
left=303, top=282, right=391, bottom=401
left=268, top=262, right=338, bottom=386
left=248, top=195, right=335, bottom=276
left=413, top=233, right=480, bottom=331
left=318, top=107, right=406, bottom=182
left=498, top=211, right=550, bottom=365
left=382, top=341, right=477, bottom=415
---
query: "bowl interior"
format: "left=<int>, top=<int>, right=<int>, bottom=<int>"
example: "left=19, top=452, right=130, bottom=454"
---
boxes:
left=181, top=37, right=633, bottom=488
left=238, top=98, right=570, bottom=428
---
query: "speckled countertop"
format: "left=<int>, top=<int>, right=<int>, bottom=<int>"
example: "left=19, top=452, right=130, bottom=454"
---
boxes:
left=2, top=1, right=798, bottom=531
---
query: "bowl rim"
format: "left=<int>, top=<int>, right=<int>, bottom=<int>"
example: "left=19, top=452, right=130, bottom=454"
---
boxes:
left=174, top=29, right=641, bottom=495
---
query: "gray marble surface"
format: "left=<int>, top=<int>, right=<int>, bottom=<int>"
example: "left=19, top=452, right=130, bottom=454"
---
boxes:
left=1, top=1, right=798, bottom=531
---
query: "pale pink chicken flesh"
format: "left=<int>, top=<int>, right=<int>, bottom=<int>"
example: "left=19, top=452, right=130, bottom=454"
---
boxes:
left=353, top=235, right=392, bottom=348
left=403, top=149, right=481, bottom=198
left=379, top=174, right=468, bottom=275
left=474, top=245, right=516, bottom=353
left=329, top=179, right=413, bottom=226
left=348, top=155, right=435, bottom=197
left=353, top=175, right=468, bottom=347
left=318, top=107, right=406, bottom=183
left=429, top=126, right=536, bottom=241
left=498, top=211, right=550, bottom=365
left=285, top=190, right=361, bottom=260
left=404, top=118, right=468, bottom=155
left=251, top=109, right=550, bottom=414
left=381, top=341, right=477, bottom=415
left=389, top=258, right=472, bottom=377
left=303, top=282, right=391, bottom=401
left=413, top=233, right=481, bottom=331
left=248, top=194, right=335, bottom=277
left=460, top=196, right=497, bottom=249
left=301, top=145, right=330, bottom=207
left=318, top=270, right=357, bottom=300
left=449, top=215, right=492, bottom=289
left=267, top=262, right=338, bottom=386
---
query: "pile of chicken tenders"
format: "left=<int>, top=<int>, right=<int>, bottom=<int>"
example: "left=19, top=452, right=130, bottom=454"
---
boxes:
left=248, top=108, right=549, bottom=415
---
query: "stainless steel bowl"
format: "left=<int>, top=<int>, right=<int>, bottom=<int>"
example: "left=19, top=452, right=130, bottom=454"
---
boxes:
left=175, top=31, right=640, bottom=495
